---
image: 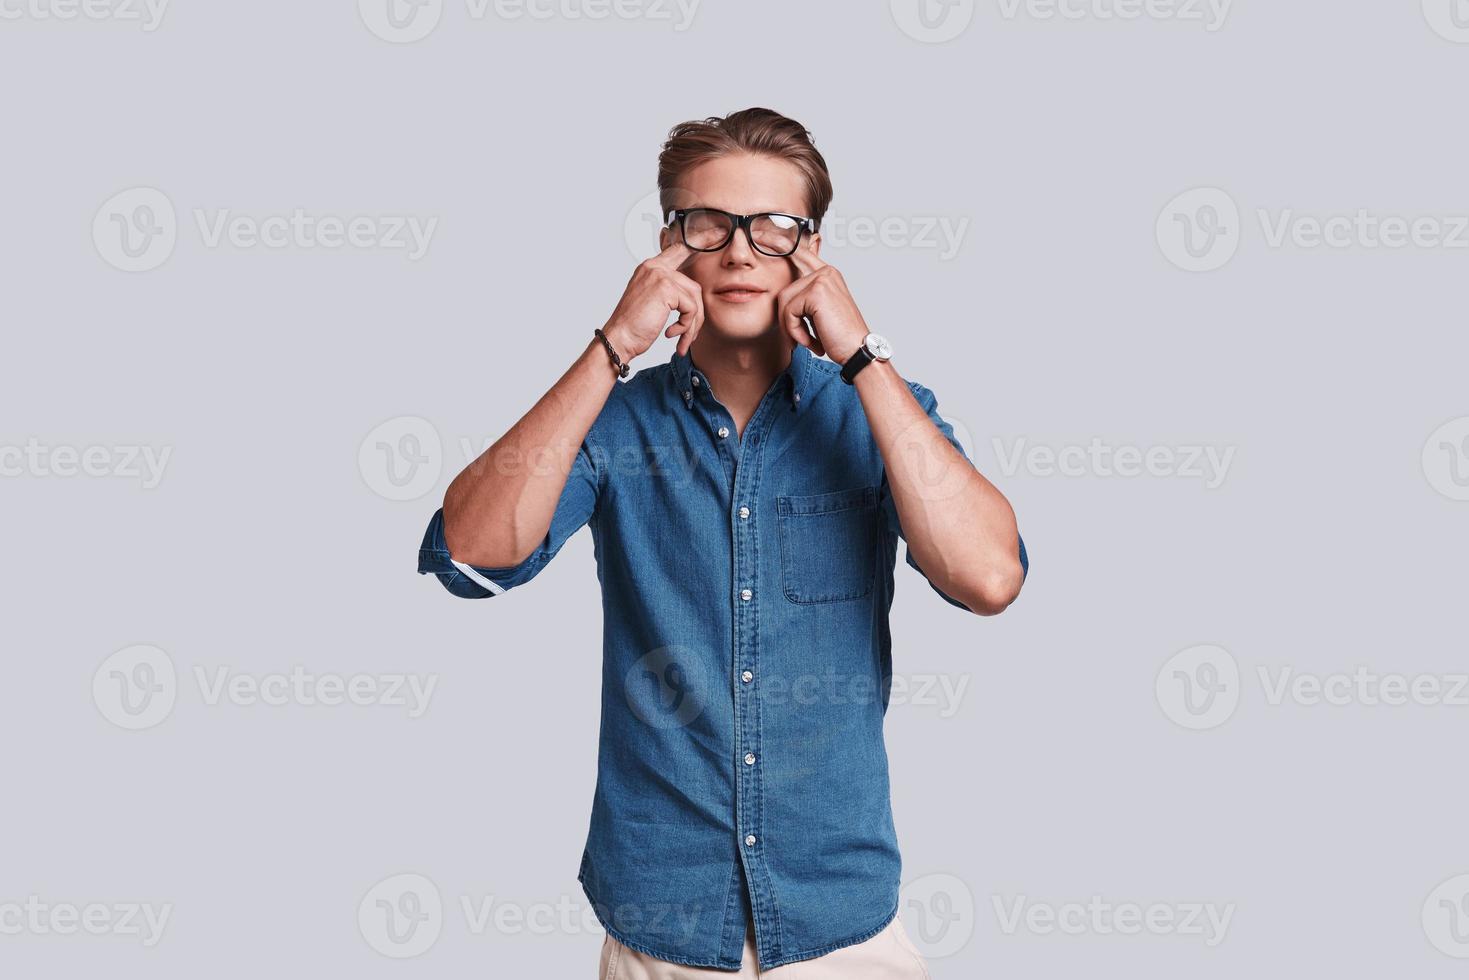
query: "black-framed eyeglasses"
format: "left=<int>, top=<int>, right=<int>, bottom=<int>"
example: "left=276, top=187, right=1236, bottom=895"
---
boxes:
left=665, top=207, right=816, bottom=258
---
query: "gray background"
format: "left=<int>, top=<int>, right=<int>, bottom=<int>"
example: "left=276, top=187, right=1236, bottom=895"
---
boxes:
left=3, top=0, right=1468, bottom=975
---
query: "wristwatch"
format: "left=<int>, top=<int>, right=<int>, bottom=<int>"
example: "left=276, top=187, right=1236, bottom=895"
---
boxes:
left=839, top=332, right=894, bottom=384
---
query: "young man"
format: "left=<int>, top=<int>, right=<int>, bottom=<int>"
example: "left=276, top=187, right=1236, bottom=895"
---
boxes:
left=418, top=107, right=1027, bottom=977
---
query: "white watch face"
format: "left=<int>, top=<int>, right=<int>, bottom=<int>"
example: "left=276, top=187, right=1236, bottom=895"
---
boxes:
left=865, top=333, right=893, bottom=360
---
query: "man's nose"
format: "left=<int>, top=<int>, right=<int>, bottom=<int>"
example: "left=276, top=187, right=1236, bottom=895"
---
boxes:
left=721, top=226, right=757, bottom=265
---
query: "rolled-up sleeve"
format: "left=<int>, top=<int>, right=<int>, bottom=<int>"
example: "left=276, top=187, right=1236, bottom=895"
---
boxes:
left=880, top=381, right=1029, bottom=611
left=417, top=440, right=602, bottom=599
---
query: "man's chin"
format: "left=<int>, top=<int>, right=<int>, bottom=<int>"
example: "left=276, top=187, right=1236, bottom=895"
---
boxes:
left=699, top=310, right=779, bottom=343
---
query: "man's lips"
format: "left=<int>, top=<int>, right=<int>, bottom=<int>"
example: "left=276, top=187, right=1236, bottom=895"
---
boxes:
left=713, top=285, right=767, bottom=303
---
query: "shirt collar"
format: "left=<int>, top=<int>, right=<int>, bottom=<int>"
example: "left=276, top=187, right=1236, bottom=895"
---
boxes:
left=670, top=342, right=812, bottom=413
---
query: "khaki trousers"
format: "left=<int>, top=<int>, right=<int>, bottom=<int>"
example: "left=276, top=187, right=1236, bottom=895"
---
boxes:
left=598, top=918, right=930, bottom=979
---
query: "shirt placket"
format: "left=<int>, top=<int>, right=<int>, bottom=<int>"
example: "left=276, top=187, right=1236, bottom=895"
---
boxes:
left=688, top=366, right=786, bottom=966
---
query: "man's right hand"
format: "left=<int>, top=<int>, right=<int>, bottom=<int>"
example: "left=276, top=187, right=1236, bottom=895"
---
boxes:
left=601, top=240, right=704, bottom=361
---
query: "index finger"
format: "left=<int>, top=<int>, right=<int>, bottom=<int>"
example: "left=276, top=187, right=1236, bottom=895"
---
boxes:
left=786, top=233, right=827, bottom=276
left=646, top=237, right=692, bottom=270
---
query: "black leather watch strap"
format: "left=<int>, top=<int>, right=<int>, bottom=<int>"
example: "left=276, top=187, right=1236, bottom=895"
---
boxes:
left=840, top=344, right=874, bottom=384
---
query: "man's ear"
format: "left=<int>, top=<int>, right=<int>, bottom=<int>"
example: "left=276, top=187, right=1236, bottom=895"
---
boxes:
left=810, top=232, right=822, bottom=257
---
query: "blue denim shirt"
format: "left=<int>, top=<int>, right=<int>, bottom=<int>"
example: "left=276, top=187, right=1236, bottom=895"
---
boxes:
left=417, top=343, right=1027, bottom=970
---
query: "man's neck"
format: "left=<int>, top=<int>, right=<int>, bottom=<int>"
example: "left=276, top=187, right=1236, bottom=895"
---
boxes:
left=688, top=331, right=793, bottom=439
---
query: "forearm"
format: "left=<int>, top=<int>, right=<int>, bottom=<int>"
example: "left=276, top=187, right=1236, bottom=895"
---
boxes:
left=442, top=331, right=624, bottom=567
left=855, top=360, right=1023, bottom=614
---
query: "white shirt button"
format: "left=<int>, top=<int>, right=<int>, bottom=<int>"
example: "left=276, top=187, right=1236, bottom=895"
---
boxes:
left=745, top=835, right=757, bottom=847
left=741, top=670, right=753, bottom=683
left=717, top=426, right=729, bottom=439
left=683, top=390, right=691, bottom=401
left=794, top=392, right=801, bottom=403
left=744, top=753, right=756, bottom=766
left=692, top=375, right=701, bottom=386
left=740, top=588, right=752, bottom=601
left=738, top=506, right=750, bottom=519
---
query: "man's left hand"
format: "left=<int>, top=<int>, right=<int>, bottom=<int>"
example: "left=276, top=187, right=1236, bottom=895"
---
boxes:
left=776, top=237, right=871, bottom=365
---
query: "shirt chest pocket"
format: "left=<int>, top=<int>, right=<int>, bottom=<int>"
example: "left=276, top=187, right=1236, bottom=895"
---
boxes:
left=775, top=485, right=880, bottom=604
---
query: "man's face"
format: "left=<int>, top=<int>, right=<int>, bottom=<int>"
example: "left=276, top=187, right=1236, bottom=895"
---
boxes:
left=658, top=152, right=822, bottom=342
